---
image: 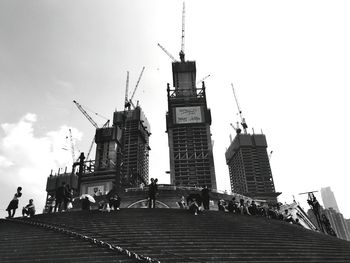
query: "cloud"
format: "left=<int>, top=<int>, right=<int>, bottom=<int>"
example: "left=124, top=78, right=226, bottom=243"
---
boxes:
left=0, top=113, right=83, bottom=217
left=0, top=156, right=13, bottom=168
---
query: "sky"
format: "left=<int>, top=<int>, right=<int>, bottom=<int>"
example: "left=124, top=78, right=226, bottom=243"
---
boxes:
left=1, top=0, right=350, bottom=219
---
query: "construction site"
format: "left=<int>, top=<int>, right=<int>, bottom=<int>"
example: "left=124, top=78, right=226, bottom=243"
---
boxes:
left=3, top=2, right=350, bottom=263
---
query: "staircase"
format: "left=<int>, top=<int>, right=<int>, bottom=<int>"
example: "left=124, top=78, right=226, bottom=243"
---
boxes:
left=1, top=208, right=350, bottom=262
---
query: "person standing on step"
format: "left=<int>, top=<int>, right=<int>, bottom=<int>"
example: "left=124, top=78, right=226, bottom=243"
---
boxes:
left=54, top=182, right=67, bottom=212
left=6, top=186, right=22, bottom=218
left=201, top=186, right=210, bottom=210
left=148, top=178, right=158, bottom=208
left=63, top=184, right=71, bottom=211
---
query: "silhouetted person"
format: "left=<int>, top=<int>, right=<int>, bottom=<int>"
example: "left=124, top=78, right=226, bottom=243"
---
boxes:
left=109, top=193, right=121, bottom=211
left=106, top=183, right=121, bottom=210
left=6, top=187, right=22, bottom=218
left=54, top=182, right=67, bottom=212
left=148, top=178, right=158, bottom=208
left=82, top=197, right=91, bottom=210
left=249, top=200, right=258, bottom=215
left=187, top=194, right=200, bottom=215
left=22, top=199, right=35, bottom=218
left=63, top=184, right=71, bottom=211
left=201, top=186, right=210, bottom=210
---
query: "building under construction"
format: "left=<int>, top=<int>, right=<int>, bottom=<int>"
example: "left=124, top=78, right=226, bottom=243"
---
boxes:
left=113, top=106, right=151, bottom=188
left=225, top=133, right=279, bottom=203
left=165, top=57, right=216, bottom=189
left=46, top=100, right=150, bottom=201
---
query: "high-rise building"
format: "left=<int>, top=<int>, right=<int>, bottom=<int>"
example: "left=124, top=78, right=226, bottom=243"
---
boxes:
left=323, top=207, right=350, bottom=241
left=225, top=133, right=279, bottom=204
left=113, top=106, right=151, bottom=188
left=76, top=106, right=150, bottom=196
left=321, top=187, right=340, bottom=213
left=166, top=60, right=216, bottom=189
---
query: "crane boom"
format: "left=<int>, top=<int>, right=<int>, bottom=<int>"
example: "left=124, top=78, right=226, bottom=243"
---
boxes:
left=157, top=43, right=177, bottom=62
left=130, top=66, right=145, bottom=103
left=231, top=84, right=248, bottom=134
left=73, top=100, right=99, bottom=129
left=196, top=74, right=211, bottom=85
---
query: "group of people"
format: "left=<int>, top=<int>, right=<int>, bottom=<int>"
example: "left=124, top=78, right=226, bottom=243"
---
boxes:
left=177, top=186, right=211, bottom=216
left=97, top=183, right=121, bottom=212
left=217, top=196, right=304, bottom=226
left=46, top=182, right=74, bottom=213
left=6, top=186, right=36, bottom=218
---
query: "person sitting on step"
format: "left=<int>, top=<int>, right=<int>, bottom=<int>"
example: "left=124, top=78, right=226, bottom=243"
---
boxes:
left=22, top=199, right=35, bottom=218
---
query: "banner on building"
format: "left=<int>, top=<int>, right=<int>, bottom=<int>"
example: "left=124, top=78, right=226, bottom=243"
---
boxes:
left=175, top=106, right=203, bottom=124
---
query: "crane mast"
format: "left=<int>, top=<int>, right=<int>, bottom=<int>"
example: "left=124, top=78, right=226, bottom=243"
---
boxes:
left=68, top=128, right=76, bottom=163
left=124, top=71, right=130, bottom=109
left=231, top=84, right=248, bottom=134
left=180, top=2, right=185, bottom=62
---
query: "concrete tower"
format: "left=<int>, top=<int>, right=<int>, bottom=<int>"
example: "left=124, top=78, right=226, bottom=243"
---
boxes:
left=113, top=106, right=151, bottom=188
left=225, top=133, right=279, bottom=204
left=165, top=60, right=216, bottom=189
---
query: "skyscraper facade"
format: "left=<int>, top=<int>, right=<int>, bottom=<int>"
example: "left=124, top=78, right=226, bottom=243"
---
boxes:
left=113, top=106, right=151, bottom=188
left=225, top=133, right=279, bottom=203
left=321, top=187, right=340, bottom=213
left=166, top=60, right=216, bottom=189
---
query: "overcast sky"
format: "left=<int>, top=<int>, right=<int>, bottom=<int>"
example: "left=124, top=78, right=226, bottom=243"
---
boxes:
left=1, top=0, right=350, bottom=219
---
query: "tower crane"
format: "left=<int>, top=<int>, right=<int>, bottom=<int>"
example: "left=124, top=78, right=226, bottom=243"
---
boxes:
left=73, top=100, right=110, bottom=161
left=157, top=43, right=177, bottom=62
left=230, top=122, right=241, bottom=135
left=124, top=71, right=130, bottom=110
left=68, top=128, right=76, bottom=163
left=196, top=74, right=211, bottom=85
left=129, top=66, right=145, bottom=108
left=231, top=83, right=248, bottom=134
left=73, top=100, right=109, bottom=128
left=158, top=3, right=187, bottom=63
left=179, top=2, right=185, bottom=62
left=73, top=100, right=99, bottom=129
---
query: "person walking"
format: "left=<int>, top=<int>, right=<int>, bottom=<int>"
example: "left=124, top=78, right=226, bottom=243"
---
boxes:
left=6, top=187, right=22, bottom=218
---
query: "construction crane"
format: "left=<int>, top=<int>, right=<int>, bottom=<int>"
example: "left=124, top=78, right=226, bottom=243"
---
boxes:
left=73, top=100, right=99, bottom=129
left=68, top=128, right=76, bottom=163
left=230, top=122, right=242, bottom=135
left=73, top=100, right=109, bottom=128
left=179, top=2, right=185, bottom=62
left=197, top=74, right=211, bottom=85
left=86, top=137, right=95, bottom=161
left=124, top=71, right=130, bottom=110
left=157, top=43, right=177, bottom=62
left=129, top=66, right=145, bottom=108
left=73, top=100, right=110, bottom=163
left=231, top=83, right=248, bottom=134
